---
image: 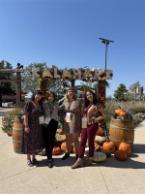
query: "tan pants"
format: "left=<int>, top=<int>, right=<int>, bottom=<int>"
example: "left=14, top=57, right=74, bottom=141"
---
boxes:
left=66, top=133, right=79, bottom=154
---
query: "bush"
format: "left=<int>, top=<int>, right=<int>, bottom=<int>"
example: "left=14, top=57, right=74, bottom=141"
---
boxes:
left=1, top=108, right=22, bottom=135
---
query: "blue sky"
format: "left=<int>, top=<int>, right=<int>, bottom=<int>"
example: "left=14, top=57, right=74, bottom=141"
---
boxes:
left=0, top=0, right=144, bottom=96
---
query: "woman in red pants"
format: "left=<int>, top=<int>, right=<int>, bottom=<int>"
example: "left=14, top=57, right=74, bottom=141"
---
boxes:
left=72, top=90, right=104, bottom=169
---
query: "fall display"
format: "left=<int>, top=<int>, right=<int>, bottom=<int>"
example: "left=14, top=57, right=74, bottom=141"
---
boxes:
left=109, top=107, right=134, bottom=147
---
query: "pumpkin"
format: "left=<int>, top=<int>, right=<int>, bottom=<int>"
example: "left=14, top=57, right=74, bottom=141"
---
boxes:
left=114, top=150, right=129, bottom=161
left=102, top=141, right=116, bottom=154
left=92, top=152, right=107, bottom=162
left=95, top=135, right=106, bottom=144
left=119, top=109, right=126, bottom=117
left=52, top=146, right=61, bottom=155
left=55, top=134, right=66, bottom=142
left=114, top=106, right=121, bottom=116
left=61, top=142, right=67, bottom=152
left=60, top=142, right=76, bottom=153
left=119, top=142, right=132, bottom=156
left=114, top=107, right=126, bottom=117
left=56, top=128, right=64, bottom=135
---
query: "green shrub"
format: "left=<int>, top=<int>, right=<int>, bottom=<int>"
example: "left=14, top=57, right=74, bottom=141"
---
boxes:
left=1, top=108, right=22, bottom=135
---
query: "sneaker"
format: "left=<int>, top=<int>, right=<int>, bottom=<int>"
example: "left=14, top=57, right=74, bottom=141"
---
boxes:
left=27, top=160, right=33, bottom=167
left=62, top=153, right=70, bottom=160
left=71, top=159, right=84, bottom=169
left=47, top=159, right=53, bottom=168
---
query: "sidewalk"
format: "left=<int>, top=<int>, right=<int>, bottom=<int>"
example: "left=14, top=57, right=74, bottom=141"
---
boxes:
left=0, top=109, right=145, bottom=194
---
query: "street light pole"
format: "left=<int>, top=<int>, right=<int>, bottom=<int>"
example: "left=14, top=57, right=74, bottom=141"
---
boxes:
left=99, top=37, right=114, bottom=71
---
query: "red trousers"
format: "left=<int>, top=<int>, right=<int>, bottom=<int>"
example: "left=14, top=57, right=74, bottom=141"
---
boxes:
left=78, top=123, right=98, bottom=158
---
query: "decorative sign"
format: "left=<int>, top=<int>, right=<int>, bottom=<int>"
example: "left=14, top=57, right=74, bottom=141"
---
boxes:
left=33, top=67, right=113, bottom=81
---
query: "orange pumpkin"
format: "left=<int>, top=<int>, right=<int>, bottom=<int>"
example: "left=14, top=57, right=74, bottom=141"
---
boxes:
left=114, top=106, right=121, bottom=116
left=119, top=142, right=132, bottom=156
left=115, top=107, right=126, bottom=117
left=119, top=110, right=126, bottom=117
left=60, top=142, right=76, bottom=153
left=52, top=146, right=61, bottom=155
left=61, top=142, right=67, bottom=152
left=114, top=150, right=129, bottom=161
left=102, top=141, right=116, bottom=154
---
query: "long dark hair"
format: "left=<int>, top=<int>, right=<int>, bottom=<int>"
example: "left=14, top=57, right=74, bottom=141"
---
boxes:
left=31, top=91, right=44, bottom=104
left=84, top=90, right=98, bottom=108
left=48, top=91, right=57, bottom=102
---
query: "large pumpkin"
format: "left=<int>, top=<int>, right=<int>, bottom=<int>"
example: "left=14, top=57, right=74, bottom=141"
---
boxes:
left=52, top=146, right=61, bottom=155
left=102, top=141, right=116, bottom=154
left=119, top=142, right=132, bottom=156
left=114, top=150, right=129, bottom=161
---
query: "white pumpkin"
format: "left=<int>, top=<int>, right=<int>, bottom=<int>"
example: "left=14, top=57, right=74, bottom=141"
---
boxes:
left=55, top=134, right=66, bottom=142
left=92, top=151, right=107, bottom=162
left=95, top=135, right=106, bottom=144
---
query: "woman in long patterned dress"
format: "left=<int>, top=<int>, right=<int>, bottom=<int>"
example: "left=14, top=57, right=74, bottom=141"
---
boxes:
left=23, top=91, right=43, bottom=167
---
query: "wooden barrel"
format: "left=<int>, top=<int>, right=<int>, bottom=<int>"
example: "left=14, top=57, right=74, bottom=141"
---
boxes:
left=12, top=116, right=23, bottom=153
left=109, top=118, right=134, bottom=147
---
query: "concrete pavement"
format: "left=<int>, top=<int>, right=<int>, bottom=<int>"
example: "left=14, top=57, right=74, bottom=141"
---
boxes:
left=0, top=108, right=145, bottom=194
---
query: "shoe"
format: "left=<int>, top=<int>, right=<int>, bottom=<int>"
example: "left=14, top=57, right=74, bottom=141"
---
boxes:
left=47, top=159, right=53, bottom=168
left=62, top=153, right=70, bottom=160
left=32, top=158, right=39, bottom=166
left=27, top=160, right=33, bottom=167
left=75, top=154, right=78, bottom=160
left=71, top=159, right=84, bottom=169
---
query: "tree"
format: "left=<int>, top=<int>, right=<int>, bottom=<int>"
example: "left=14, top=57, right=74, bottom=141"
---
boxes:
left=114, top=83, right=128, bottom=101
left=129, top=81, right=144, bottom=100
left=21, top=63, right=47, bottom=92
left=0, top=60, right=16, bottom=95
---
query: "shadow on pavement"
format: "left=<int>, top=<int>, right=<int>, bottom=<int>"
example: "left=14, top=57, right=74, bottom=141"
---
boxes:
left=95, top=156, right=145, bottom=169
left=37, top=154, right=145, bottom=169
left=133, top=143, right=145, bottom=154
left=37, top=156, right=76, bottom=168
